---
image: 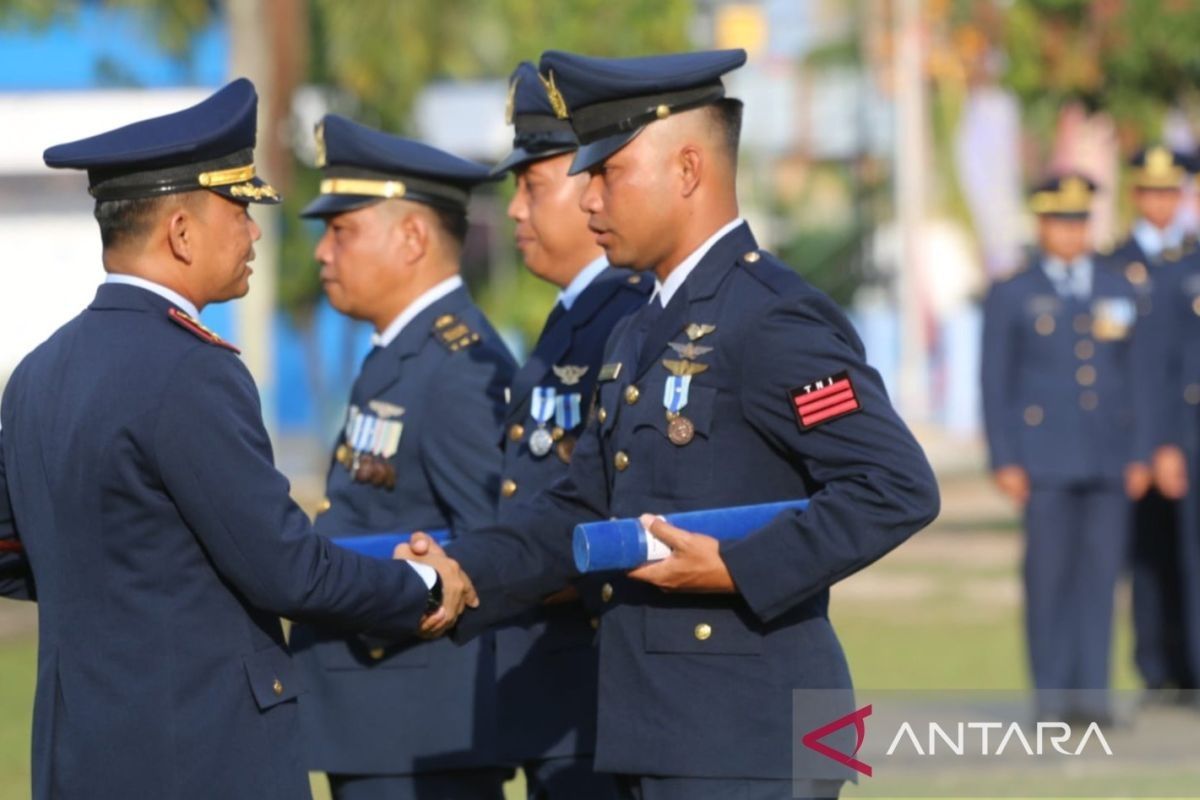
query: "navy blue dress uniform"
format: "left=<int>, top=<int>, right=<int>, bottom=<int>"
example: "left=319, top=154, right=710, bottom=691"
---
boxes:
left=1130, top=246, right=1200, bottom=687
left=491, top=61, right=653, bottom=800
left=0, top=79, right=436, bottom=800
left=1108, top=147, right=1197, bottom=692
left=982, top=175, right=1137, bottom=705
left=287, top=115, right=517, bottom=799
left=447, top=51, right=940, bottom=800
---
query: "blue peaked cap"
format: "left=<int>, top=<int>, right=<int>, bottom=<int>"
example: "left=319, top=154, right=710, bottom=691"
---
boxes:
left=537, top=49, right=747, bottom=175
left=43, top=78, right=279, bottom=204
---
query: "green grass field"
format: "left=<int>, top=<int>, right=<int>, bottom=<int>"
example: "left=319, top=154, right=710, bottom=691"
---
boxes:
left=0, top=523, right=1149, bottom=799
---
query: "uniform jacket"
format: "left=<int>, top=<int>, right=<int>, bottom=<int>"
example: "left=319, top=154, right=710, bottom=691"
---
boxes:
left=449, top=223, right=939, bottom=780
left=290, top=284, right=516, bottom=775
left=982, top=255, right=1138, bottom=484
left=494, top=265, right=651, bottom=763
left=0, top=283, right=429, bottom=800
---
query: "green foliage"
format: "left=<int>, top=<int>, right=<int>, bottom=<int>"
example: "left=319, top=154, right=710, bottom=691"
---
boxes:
left=1001, top=0, right=1200, bottom=140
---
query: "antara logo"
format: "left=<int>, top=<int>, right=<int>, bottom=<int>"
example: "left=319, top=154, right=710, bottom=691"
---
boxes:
left=801, top=705, right=1114, bottom=778
left=801, top=704, right=874, bottom=777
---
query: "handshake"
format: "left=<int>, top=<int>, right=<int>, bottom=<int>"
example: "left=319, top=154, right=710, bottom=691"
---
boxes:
left=392, top=533, right=474, bottom=639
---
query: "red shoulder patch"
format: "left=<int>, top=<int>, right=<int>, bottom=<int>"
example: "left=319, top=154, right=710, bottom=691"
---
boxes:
left=790, top=371, right=861, bottom=430
left=168, top=307, right=241, bottom=354
left=0, top=539, right=23, bottom=554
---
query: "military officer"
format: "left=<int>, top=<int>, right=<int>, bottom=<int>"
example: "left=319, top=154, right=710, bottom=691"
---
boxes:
left=1129, top=236, right=1200, bottom=696
left=491, top=61, right=652, bottom=800
left=1110, top=146, right=1197, bottom=696
left=0, top=79, right=470, bottom=800
left=288, top=115, right=516, bottom=800
left=406, top=50, right=940, bottom=800
left=982, top=174, right=1138, bottom=716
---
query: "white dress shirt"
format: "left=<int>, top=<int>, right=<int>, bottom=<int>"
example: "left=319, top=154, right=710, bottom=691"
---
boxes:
left=557, top=256, right=608, bottom=310
left=372, top=275, right=463, bottom=348
left=652, top=217, right=745, bottom=308
left=105, top=273, right=200, bottom=318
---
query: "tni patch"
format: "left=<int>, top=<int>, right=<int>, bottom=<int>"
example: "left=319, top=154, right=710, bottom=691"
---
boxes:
left=790, top=371, right=861, bottom=431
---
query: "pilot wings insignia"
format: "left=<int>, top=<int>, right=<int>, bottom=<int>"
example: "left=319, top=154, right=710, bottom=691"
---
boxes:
left=662, top=359, right=709, bottom=377
left=667, top=341, right=713, bottom=360
left=552, top=364, right=589, bottom=386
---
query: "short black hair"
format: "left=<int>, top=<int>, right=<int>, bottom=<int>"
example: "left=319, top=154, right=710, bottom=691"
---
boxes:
left=94, top=191, right=197, bottom=249
left=431, top=205, right=469, bottom=248
left=707, top=98, right=743, bottom=162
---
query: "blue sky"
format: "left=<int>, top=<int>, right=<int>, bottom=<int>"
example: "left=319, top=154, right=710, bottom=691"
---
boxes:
left=0, top=4, right=227, bottom=90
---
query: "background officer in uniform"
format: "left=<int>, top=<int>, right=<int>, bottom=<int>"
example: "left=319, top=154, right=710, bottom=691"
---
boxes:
left=491, top=61, right=651, bottom=800
left=1130, top=223, right=1200, bottom=700
left=1110, top=146, right=1197, bottom=697
left=0, top=79, right=469, bottom=800
left=288, top=115, right=516, bottom=800
left=407, top=49, right=940, bottom=800
left=982, top=174, right=1138, bottom=719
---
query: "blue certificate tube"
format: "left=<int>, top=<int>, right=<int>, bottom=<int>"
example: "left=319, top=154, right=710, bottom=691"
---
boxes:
left=331, top=529, right=451, bottom=560
left=573, top=499, right=809, bottom=573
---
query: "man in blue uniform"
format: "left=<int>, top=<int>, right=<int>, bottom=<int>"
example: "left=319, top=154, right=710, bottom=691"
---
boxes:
left=491, top=61, right=652, bottom=800
left=288, top=114, right=516, bottom=800
left=982, top=174, right=1138, bottom=718
left=1109, top=147, right=1197, bottom=696
left=407, top=50, right=940, bottom=800
left=1129, top=230, right=1200, bottom=700
left=0, top=79, right=471, bottom=800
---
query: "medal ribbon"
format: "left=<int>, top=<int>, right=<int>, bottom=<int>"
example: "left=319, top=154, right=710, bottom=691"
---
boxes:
left=531, top=386, right=557, bottom=425
left=554, top=393, right=582, bottom=431
left=663, top=375, right=691, bottom=415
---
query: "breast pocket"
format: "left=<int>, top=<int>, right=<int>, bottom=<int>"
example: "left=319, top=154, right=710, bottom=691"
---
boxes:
left=629, top=383, right=716, bottom=499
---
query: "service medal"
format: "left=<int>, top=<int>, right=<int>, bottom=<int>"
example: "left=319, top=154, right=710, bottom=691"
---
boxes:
left=556, top=435, right=576, bottom=464
left=667, top=415, right=695, bottom=446
left=529, top=427, right=555, bottom=457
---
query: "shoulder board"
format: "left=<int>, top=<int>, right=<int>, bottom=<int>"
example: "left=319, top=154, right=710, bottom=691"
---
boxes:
left=738, top=249, right=801, bottom=295
left=1163, top=246, right=1184, bottom=263
left=432, top=313, right=481, bottom=352
left=167, top=308, right=241, bottom=354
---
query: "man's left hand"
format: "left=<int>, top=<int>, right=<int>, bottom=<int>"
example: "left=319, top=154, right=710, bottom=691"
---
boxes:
left=627, top=514, right=737, bottom=593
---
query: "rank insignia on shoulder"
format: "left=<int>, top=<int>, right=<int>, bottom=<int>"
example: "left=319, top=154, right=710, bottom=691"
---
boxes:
left=598, top=363, right=623, bottom=382
left=168, top=307, right=241, bottom=354
left=433, top=313, right=480, bottom=352
left=685, top=323, right=716, bottom=341
left=790, top=371, right=861, bottom=431
left=667, top=341, right=713, bottom=360
left=662, top=358, right=708, bottom=377
left=552, top=364, right=589, bottom=386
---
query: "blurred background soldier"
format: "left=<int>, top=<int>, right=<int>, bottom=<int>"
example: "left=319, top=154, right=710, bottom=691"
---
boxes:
left=983, top=174, right=1139, bottom=721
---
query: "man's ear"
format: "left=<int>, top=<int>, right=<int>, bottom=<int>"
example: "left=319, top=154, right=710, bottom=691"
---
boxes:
left=165, top=201, right=195, bottom=264
left=397, top=206, right=431, bottom=264
left=679, top=143, right=703, bottom=198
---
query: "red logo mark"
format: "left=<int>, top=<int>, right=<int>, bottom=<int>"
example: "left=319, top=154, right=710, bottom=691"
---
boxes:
left=801, top=704, right=873, bottom=777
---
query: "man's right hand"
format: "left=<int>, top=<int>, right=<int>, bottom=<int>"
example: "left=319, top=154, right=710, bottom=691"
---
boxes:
left=394, top=533, right=478, bottom=638
left=1152, top=445, right=1189, bottom=500
left=993, top=465, right=1030, bottom=506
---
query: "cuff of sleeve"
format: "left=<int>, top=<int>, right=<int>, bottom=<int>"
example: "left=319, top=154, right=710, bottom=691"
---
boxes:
left=405, top=560, right=438, bottom=590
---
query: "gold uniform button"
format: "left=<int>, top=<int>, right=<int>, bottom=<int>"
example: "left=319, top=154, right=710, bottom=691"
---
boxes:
left=1075, top=339, right=1094, bottom=360
left=369, top=647, right=386, bottom=661
left=1126, top=261, right=1148, bottom=285
left=1024, top=405, right=1044, bottom=426
left=614, top=451, right=630, bottom=471
left=1185, top=384, right=1200, bottom=405
left=694, top=623, right=713, bottom=641
left=316, top=497, right=332, bottom=514
left=508, top=423, right=525, bottom=442
left=598, top=407, right=608, bottom=424
left=1076, top=365, right=1097, bottom=386
left=501, top=479, right=518, bottom=498
left=628, top=274, right=642, bottom=284
left=1080, top=390, right=1099, bottom=411
left=272, top=678, right=284, bottom=697
left=590, top=617, right=600, bottom=630
left=1035, top=314, right=1055, bottom=336
left=601, top=583, right=614, bottom=603
left=1074, top=314, right=1092, bottom=334
left=744, top=251, right=761, bottom=263
left=1192, top=296, right=1200, bottom=317
left=624, top=385, right=640, bottom=405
